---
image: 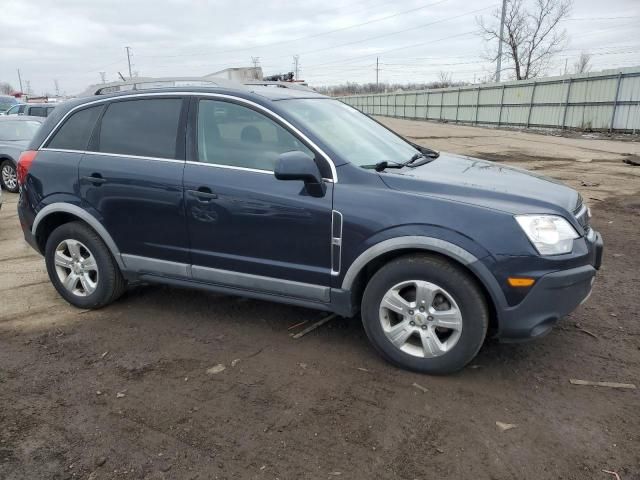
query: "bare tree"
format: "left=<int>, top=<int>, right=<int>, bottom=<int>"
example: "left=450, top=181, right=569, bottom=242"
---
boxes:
left=0, top=82, right=14, bottom=95
left=573, top=52, right=591, bottom=74
left=433, top=71, right=454, bottom=88
left=478, top=0, right=572, bottom=80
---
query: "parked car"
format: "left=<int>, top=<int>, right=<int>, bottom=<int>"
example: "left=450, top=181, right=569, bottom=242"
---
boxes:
left=16, top=86, right=603, bottom=374
left=5, top=103, right=57, bottom=118
left=3, top=103, right=26, bottom=115
left=0, top=116, right=44, bottom=192
left=0, top=95, right=19, bottom=114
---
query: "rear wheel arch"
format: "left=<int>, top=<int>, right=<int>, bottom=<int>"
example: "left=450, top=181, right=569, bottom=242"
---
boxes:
left=342, top=238, right=502, bottom=333
left=33, top=203, right=125, bottom=271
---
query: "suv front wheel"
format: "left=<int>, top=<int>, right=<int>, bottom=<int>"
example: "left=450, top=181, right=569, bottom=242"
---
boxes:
left=45, top=222, right=126, bottom=309
left=361, top=254, right=488, bottom=374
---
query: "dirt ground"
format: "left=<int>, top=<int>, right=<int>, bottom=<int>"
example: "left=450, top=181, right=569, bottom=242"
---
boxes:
left=1, top=120, right=639, bottom=480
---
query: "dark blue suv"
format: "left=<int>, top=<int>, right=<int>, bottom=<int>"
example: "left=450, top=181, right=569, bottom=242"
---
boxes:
left=16, top=86, right=603, bottom=374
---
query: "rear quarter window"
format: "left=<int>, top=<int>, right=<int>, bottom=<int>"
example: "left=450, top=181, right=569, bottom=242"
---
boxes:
left=29, top=107, right=47, bottom=117
left=46, top=105, right=103, bottom=151
left=96, top=98, right=182, bottom=159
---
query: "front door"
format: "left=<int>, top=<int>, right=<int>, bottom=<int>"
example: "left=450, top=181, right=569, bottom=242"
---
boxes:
left=183, top=98, right=333, bottom=299
left=79, top=97, right=190, bottom=269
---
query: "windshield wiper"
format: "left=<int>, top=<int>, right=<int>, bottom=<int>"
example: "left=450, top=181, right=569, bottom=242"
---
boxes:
left=361, top=161, right=406, bottom=172
left=362, top=153, right=429, bottom=172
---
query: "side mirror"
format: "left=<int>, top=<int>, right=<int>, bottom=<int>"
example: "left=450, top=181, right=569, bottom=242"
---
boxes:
left=274, top=151, right=326, bottom=197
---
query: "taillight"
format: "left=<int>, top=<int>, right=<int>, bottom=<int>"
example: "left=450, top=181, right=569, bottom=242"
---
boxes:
left=17, top=150, right=37, bottom=186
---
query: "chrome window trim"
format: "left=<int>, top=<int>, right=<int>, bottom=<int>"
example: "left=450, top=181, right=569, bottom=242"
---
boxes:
left=40, top=148, right=185, bottom=164
left=184, top=160, right=272, bottom=175
left=38, top=91, right=338, bottom=183
left=83, top=150, right=185, bottom=163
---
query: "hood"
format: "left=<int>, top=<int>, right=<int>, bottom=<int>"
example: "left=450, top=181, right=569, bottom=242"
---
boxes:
left=379, top=152, right=580, bottom=215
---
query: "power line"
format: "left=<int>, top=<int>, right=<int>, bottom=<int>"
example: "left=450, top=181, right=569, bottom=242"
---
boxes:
left=304, top=30, right=476, bottom=69
left=285, top=4, right=496, bottom=58
left=136, top=0, right=450, bottom=60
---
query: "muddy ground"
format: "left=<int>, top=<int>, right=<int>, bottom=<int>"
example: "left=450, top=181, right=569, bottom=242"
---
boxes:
left=1, top=120, right=639, bottom=479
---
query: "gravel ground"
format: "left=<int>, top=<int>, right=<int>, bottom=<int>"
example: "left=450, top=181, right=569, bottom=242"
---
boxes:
left=0, top=120, right=639, bottom=480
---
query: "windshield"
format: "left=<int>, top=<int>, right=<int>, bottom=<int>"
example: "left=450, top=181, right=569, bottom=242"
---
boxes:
left=0, top=121, right=41, bottom=141
left=0, top=98, right=18, bottom=113
left=278, top=98, right=419, bottom=167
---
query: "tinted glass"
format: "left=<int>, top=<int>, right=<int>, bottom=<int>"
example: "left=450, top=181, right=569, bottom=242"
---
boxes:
left=47, top=105, right=103, bottom=151
left=278, top=99, right=418, bottom=168
left=5, top=105, right=20, bottom=115
left=0, top=121, right=42, bottom=141
left=197, top=99, right=312, bottom=171
left=29, top=107, right=47, bottom=117
left=0, top=97, right=18, bottom=113
left=98, top=98, right=182, bottom=159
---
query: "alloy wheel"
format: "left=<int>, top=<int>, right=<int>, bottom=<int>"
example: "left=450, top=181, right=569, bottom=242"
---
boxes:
left=1, top=164, right=17, bottom=190
left=379, top=280, right=463, bottom=358
left=53, top=239, right=99, bottom=297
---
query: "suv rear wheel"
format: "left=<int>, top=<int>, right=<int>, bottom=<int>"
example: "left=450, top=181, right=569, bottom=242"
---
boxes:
left=1, top=160, right=18, bottom=193
left=45, top=222, right=126, bottom=309
left=361, top=254, right=488, bottom=374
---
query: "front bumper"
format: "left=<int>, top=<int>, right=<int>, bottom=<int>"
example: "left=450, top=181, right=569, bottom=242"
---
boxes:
left=497, top=231, right=603, bottom=341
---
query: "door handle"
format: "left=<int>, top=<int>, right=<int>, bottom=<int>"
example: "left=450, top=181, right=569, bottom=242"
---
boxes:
left=187, top=189, right=218, bottom=201
left=81, top=175, right=107, bottom=185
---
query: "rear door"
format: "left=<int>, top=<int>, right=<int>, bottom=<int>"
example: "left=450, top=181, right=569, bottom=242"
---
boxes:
left=183, top=97, right=334, bottom=297
left=79, top=96, right=190, bottom=272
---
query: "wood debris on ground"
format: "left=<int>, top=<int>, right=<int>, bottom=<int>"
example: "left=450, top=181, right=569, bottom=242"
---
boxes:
left=412, top=382, right=428, bottom=393
left=496, top=421, right=517, bottom=432
left=291, top=314, right=337, bottom=339
left=602, top=469, right=622, bottom=480
left=206, top=364, right=226, bottom=375
left=569, top=379, right=636, bottom=389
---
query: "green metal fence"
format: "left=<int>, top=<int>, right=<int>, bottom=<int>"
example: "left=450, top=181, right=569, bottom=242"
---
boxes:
left=340, top=67, right=640, bottom=133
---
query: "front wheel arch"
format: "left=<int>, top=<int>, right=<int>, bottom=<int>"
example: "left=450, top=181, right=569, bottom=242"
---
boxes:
left=344, top=244, right=500, bottom=335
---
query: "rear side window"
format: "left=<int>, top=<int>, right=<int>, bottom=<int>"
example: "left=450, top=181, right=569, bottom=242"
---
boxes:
left=47, top=105, right=103, bottom=151
left=97, top=98, right=182, bottom=159
left=29, top=107, right=47, bottom=117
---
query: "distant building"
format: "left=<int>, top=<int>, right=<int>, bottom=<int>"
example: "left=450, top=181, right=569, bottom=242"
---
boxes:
left=204, top=67, right=263, bottom=82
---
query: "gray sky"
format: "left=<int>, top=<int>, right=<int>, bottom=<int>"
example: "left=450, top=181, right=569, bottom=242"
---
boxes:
left=2, top=0, right=639, bottom=95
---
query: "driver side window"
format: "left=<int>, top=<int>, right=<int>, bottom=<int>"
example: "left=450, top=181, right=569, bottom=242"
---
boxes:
left=197, top=99, right=313, bottom=172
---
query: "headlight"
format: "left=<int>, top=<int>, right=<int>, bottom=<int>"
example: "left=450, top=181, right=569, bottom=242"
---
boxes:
left=515, top=215, right=579, bottom=255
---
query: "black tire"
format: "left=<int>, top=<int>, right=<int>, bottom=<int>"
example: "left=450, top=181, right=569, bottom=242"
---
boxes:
left=0, top=160, right=18, bottom=193
left=45, top=221, right=126, bottom=309
left=361, top=254, right=488, bottom=375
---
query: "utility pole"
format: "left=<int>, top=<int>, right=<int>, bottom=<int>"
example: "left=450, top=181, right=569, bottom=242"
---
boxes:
left=495, top=0, right=507, bottom=82
left=99, top=72, right=106, bottom=84
left=17, top=69, right=24, bottom=93
left=125, top=46, right=133, bottom=79
left=376, top=57, right=379, bottom=87
left=25, top=80, right=31, bottom=96
left=564, top=58, right=568, bottom=75
left=251, top=57, right=261, bottom=79
left=54, top=79, right=60, bottom=97
left=293, top=55, right=300, bottom=80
